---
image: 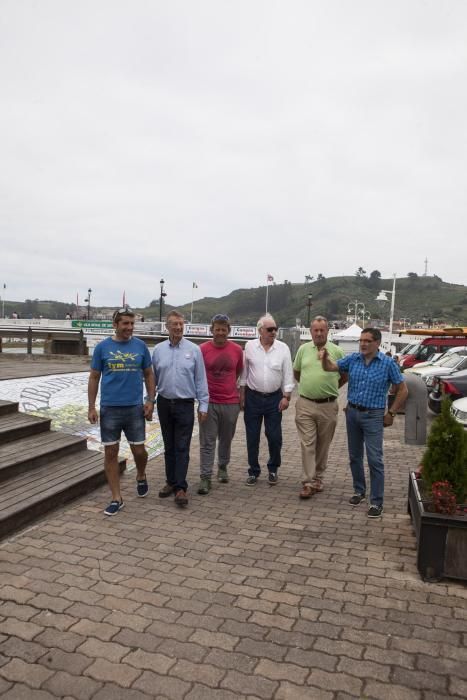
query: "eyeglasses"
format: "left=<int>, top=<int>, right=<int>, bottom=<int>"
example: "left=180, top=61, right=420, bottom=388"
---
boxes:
left=211, top=314, right=230, bottom=323
left=265, top=326, right=278, bottom=332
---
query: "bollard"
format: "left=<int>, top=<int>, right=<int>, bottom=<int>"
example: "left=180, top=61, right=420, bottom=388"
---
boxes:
left=403, top=373, right=428, bottom=445
left=27, top=327, right=33, bottom=354
left=79, top=329, right=85, bottom=356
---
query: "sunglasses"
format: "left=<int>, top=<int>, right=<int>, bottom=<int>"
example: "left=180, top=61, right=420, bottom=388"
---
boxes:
left=265, top=326, right=278, bottom=332
left=113, top=306, right=134, bottom=320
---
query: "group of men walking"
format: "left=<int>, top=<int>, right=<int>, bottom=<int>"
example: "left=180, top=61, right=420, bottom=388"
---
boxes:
left=88, top=307, right=407, bottom=519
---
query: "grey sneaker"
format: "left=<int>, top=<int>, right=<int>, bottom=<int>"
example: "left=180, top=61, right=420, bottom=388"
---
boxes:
left=268, top=472, right=278, bottom=485
left=245, top=475, right=257, bottom=486
left=197, top=478, right=212, bottom=495
left=218, top=467, right=229, bottom=483
left=367, top=505, right=383, bottom=518
left=349, top=493, right=366, bottom=506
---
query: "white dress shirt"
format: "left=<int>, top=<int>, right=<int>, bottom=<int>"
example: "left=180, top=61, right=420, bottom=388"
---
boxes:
left=239, top=339, right=295, bottom=394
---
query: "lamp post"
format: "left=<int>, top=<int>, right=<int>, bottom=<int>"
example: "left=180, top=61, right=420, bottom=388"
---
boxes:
left=359, top=310, right=371, bottom=324
left=1, top=283, right=5, bottom=318
left=400, top=317, right=411, bottom=330
left=347, top=300, right=366, bottom=324
left=84, top=288, right=92, bottom=320
left=376, top=274, right=397, bottom=336
left=306, top=293, right=313, bottom=326
left=159, top=278, right=166, bottom=323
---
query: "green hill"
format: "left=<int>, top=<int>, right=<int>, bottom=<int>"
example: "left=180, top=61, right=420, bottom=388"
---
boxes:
left=3, top=275, right=467, bottom=326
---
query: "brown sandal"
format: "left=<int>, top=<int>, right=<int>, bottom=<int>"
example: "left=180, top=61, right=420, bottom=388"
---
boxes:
left=299, top=484, right=313, bottom=499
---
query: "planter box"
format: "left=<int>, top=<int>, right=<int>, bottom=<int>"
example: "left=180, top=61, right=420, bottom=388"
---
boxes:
left=408, top=472, right=467, bottom=582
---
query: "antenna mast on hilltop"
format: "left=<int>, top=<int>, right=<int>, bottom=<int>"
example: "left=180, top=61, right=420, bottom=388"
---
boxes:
left=423, top=257, right=428, bottom=276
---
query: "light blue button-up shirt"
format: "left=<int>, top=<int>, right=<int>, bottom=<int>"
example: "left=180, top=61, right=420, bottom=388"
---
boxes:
left=152, top=337, right=209, bottom=412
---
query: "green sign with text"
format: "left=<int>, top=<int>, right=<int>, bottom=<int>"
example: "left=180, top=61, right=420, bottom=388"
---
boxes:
left=71, top=320, right=113, bottom=329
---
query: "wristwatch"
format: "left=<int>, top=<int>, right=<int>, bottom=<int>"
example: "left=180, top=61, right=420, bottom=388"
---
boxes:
left=389, top=410, right=396, bottom=418
left=144, top=396, right=156, bottom=404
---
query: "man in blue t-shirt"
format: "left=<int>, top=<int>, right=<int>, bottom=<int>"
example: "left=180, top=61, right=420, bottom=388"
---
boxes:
left=88, top=308, right=155, bottom=516
left=320, top=327, right=407, bottom=519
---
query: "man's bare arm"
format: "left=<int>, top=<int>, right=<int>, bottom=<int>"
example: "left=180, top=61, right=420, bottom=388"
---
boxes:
left=318, top=348, right=339, bottom=372
left=88, top=370, right=101, bottom=424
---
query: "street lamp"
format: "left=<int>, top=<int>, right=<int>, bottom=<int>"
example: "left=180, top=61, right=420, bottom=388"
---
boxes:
left=376, top=274, right=397, bottom=336
left=359, top=310, right=371, bottom=324
left=84, top=288, right=92, bottom=320
left=306, top=293, right=313, bottom=326
left=1, top=283, right=5, bottom=319
left=159, top=278, right=166, bottom=323
left=347, top=300, right=366, bottom=324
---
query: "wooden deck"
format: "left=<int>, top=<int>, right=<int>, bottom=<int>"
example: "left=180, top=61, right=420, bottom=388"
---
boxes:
left=0, top=354, right=90, bottom=380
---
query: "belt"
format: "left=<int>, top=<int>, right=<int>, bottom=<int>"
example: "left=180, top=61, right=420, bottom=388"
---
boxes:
left=159, top=396, right=195, bottom=404
left=300, top=395, right=336, bottom=403
left=247, top=387, right=281, bottom=398
left=348, top=401, right=372, bottom=411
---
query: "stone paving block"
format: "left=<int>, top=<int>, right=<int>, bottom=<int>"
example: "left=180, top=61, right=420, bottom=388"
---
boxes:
left=221, top=669, right=278, bottom=699
left=284, top=646, right=338, bottom=672
left=170, top=658, right=225, bottom=688
left=189, top=628, right=238, bottom=651
left=0, top=684, right=57, bottom=700
left=133, top=669, right=191, bottom=699
left=40, top=647, right=94, bottom=675
left=307, top=668, right=363, bottom=696
left=123, top=648, right=176, bottom=674
left=0, top=585, right=35, bottom=605
left=92, top=683, right=153, bottom=700
left=99, top=594, right=144, bottom=614
left=275, top=681, right=334, bottom=700
left=77, top=637, right=129, bottom=663
left=185, top=685, right=241, bottom=700
left=204, top=647, right=257, bottom=673
left=338, top=655, right=391, bottom=681
left=363, top=680, right=422, bottom=700
left=0, top=618, right=42, bottom=641
left=43, top=670, right=102, bottom=700
left=255, top=658, right=308, bottom=684
left=34, top=628, right=85, bottom=652
left=69, top=619, right=120, bottom=641
left=0, top=601, right=37, bottom=622
left=391, top=667, right=448, bottom=693
left=0, top=657, right=54, bottom=688
left=155, top=637, right=210, bottom=664
left=236, top=637, right=287, bottom=663
left=30, top=609, right=77, bottom=631
left=220, top=619, right=267, bottom=642
left=84, top=658, right=141, bottom=687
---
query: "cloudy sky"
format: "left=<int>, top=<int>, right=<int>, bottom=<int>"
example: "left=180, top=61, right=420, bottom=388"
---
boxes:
left=1, top=0, right=466, bottom=308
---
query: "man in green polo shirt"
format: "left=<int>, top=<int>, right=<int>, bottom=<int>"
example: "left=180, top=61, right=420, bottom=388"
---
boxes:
left=294, top=316, right=346, bottom=499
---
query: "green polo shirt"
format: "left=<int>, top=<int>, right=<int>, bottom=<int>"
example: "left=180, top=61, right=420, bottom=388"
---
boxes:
left=293, top=341, right=345, bottom=399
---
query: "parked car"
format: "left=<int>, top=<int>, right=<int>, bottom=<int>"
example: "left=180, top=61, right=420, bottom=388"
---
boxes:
left=428, top=368, right=467, bottom=414
left=399, top=336, right=467, bottom=369
left=407, top=349, right=467, bottom=395
left=404, top=346, right=467, bottom=376
left=450, top=397, right=467, bottom=429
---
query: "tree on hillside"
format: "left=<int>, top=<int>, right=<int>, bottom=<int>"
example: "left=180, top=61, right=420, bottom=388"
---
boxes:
left=317, top=273, right=326, bottom=281
left=369, top=270, right=381, bottom=279
left=305, top=274, right=314, bottom=284
left=355, top=267, right=367, bottom=277
left=407, top=272, right=418, bottom=281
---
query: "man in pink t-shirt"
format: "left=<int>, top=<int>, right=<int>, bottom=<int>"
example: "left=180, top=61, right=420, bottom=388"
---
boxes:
left=198, top=314, right=244, bottom=494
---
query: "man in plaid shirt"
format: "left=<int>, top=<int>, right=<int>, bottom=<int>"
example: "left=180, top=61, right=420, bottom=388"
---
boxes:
left=319, top=327, right=407, bottom=518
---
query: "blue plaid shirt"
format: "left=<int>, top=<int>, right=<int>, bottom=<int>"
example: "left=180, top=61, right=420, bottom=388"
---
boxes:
left=337, top=351, right=404, bottom=409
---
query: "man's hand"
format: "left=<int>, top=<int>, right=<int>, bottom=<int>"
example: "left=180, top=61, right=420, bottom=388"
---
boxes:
left=318, top=348, right=327, bottom=361
left=278, top=397, right=290, bottom=412
left=198, top=411, right=208, bottom=423
left=143, top=401, right=154, bottom=421
left=88, top=407, right=98, bottom=424
left=383, top=412, right=394, bottom=427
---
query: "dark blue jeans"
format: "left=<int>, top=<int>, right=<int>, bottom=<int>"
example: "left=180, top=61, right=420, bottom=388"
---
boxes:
left=157, top=396, right=195, bottom=491
left=244, top=388, right=283, bottom=476
left=346, top=405, right=385, bottom=507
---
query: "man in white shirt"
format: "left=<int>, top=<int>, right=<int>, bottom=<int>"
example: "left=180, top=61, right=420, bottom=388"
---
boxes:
left=239, top=315, right=294, bottom=486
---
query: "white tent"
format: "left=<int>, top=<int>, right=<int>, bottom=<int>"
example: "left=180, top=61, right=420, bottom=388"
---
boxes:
left=331, top=323, right=362, bottom=353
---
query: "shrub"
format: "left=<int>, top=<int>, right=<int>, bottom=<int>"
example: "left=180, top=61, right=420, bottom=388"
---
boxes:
left=422, top=399, right=467, bottom=504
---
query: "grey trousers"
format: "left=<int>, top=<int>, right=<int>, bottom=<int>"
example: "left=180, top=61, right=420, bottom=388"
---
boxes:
left=199, top=403, right=241, bottom=478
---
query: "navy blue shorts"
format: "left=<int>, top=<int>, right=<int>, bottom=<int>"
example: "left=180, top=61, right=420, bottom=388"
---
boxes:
left=100, top=404, right=146, bottom=445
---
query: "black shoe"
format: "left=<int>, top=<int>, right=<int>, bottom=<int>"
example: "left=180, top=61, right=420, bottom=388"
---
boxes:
left=245, top=475, right=257, bottom=486
left=367, top=505, right=383, bottom=518
left=136, top=478, right=149, bottom=497
left=349, top=493, right=366, bottom=506
left=268, top=472, right=278, bottom=485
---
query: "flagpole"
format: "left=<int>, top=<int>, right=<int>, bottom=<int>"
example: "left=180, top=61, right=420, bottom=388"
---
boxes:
left=190, top=286, right=194, bottom=323
left=265, top=279, right=269, bottom=314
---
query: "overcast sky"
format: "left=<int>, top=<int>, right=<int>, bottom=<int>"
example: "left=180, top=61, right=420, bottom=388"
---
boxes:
left=1, top=0, right=466, bottom=308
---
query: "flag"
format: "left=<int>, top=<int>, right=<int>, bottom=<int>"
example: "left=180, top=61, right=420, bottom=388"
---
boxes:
left=267, top=274, right=274, bottom=282
left=122, top=290, right=126, bottom=307
left=193, top=282, right=198, bottom=288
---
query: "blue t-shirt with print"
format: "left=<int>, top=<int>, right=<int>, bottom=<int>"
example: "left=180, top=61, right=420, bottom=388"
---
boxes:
left=91, top=336, right=152, bottom=407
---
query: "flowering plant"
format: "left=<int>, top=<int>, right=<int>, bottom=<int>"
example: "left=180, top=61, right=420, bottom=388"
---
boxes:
left=431, top=481, right=457, bottom=515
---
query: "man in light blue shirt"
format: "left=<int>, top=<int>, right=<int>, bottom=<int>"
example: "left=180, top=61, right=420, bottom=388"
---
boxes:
left=152, top=310, right=209, bottom=506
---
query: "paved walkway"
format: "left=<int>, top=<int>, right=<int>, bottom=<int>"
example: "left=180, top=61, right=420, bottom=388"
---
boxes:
left=0, top=393, right=466, bottom=699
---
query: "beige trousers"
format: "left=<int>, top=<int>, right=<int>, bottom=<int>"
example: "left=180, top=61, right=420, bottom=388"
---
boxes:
left=295, top=396, right=339, bottom=484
